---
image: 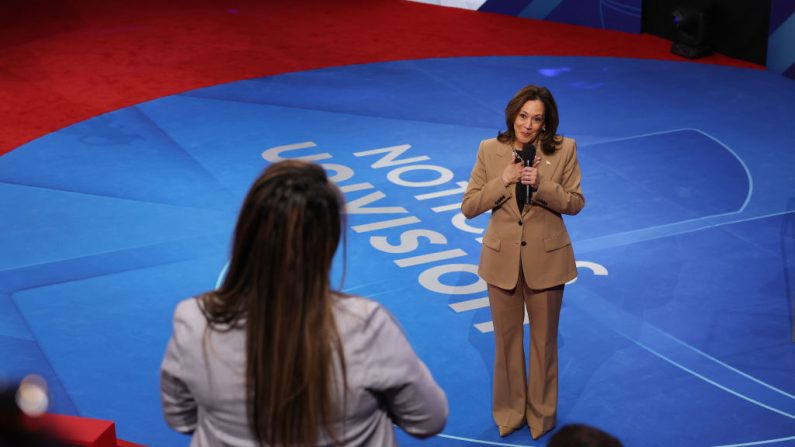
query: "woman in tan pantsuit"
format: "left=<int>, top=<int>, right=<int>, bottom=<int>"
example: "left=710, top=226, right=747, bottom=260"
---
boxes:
left=461, top=85, right=584, bottom=440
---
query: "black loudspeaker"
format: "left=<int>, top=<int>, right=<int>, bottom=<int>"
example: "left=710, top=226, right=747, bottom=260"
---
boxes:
left=670, top=4, right=713, bottom=58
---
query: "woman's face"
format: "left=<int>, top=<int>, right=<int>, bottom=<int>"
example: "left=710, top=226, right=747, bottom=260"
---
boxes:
left=513, top=99, right=545, bottom=145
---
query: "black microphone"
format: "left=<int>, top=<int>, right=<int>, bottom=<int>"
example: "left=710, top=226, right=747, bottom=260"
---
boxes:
left=521, top=142, right=536, bottom=205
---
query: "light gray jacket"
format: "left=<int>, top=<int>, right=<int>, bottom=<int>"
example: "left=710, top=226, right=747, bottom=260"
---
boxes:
left=160, top=296, right=448, bottom=446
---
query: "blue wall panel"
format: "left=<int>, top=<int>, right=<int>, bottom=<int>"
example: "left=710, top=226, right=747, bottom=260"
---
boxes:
left=478, top=0, right=529, bottom=16
left=768, top=0, right=795, bottom=79
left=480, top=0, right=641, bottom=33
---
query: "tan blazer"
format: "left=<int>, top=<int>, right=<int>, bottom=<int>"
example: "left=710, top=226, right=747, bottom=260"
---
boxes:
left=462, top=137, right=584, bottom=290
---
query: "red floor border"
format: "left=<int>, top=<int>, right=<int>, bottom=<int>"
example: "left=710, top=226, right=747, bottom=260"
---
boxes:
left=0, top=0, right=762, bottom=155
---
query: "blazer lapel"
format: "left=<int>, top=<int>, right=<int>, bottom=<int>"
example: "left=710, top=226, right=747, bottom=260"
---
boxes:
left=538, top=142, right=559, bottom=181
left=495, top=143, right=522, bottom=219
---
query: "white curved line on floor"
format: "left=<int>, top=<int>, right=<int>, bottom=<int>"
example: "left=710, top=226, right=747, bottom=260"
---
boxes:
left=438, top=433, right=536, bottom=446
left=711, top=434, right=795, bottom=446
left=633, top=339, right=795, bottom=420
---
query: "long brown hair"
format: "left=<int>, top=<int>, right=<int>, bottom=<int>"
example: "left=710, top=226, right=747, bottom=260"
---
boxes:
left=497, top=85, right=563, bottom=155
left=200, top=159, right=346, bottom=446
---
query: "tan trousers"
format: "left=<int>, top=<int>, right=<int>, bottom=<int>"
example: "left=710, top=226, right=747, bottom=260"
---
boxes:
left=487, top=268, right=563, bottom=437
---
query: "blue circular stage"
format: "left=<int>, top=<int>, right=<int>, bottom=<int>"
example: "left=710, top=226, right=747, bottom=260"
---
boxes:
left=1, top=56, right=794, bottom=446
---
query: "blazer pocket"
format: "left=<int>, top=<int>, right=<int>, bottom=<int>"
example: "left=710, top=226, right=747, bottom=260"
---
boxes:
left=482, top=236, right=501, bottom=252
left=543, top=231, right=571, bottom=252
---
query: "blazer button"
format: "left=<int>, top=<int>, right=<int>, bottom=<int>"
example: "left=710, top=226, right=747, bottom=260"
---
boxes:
left=521, top=241, right=527, bottom=246
left=518, top=220, right=523, bottom=226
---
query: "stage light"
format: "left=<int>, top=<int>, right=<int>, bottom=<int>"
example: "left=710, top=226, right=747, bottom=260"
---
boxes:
left=670, top=3, right=713, bottom=59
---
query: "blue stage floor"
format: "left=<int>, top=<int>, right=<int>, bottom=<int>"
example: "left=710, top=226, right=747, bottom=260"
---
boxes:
left=1, top=56, right=794, bottom=446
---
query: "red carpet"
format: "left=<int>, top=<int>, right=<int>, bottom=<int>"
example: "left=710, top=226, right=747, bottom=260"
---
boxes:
left=0, top=0, right=762, bottom=155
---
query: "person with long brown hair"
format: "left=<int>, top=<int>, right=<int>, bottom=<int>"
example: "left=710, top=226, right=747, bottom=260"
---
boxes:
left=462, top=85, right=584, bottom=440
left=160, top=159, right=448, bottom=446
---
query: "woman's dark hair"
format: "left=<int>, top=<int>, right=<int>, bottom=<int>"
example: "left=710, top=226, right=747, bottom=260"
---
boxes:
left=548, top=424, right=623, bottom=447
left=497, top=84, right=562, bottom=155
left=200, top=159, right=346, bottom=447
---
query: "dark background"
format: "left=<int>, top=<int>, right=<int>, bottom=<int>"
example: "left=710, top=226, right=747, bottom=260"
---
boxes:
left=642, top=0, right=772, bottom=65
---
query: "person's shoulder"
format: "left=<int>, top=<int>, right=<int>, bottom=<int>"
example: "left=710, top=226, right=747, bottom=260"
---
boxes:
left=558, top=135, right=576, bottom=147
left=333, top=295, right=395, bottom=334
left=334, top=294, right=382, bottom=322
left=478, top=138, right=512, bottom=159
left=481, top=137, right=499, bottom=145
left=174, top=296, right=201, bottom=317
left=480, top=137, right=503, bottom=150
left=172, top=297, right=207, bottom=334
left=551, top=135, right=576, bottom=153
